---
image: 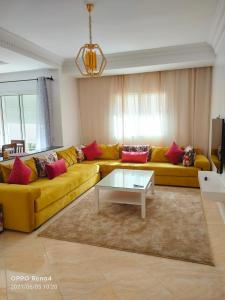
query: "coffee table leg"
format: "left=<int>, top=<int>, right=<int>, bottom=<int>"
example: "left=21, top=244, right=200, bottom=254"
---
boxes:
left=151, top=174, right=155, bottom=194
left=95, top=188, right=99, bottom=213
left=141, top=192, right=146, bottom=219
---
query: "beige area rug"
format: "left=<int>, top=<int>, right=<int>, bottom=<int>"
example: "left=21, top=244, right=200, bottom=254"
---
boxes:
left=39, top=186, right=214, bottom=265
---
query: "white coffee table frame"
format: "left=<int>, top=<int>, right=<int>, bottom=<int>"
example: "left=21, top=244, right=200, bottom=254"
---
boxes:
left=95, top=169, right=155, bottom=219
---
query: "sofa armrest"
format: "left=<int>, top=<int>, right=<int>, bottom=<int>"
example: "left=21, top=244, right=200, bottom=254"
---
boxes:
left=194, top=154, right=210, bottom=171
left=0, top=184, right=41, bottom=232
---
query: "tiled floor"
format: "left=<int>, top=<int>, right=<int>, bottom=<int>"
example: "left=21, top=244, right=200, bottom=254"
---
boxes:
left=1, top=188, right=225, bottom=300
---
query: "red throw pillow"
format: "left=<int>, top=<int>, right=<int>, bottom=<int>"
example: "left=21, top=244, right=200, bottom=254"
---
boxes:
left=121, top=151, right=148, bottom=163
left=45, top=159, right=67, bottom=180
left=82, top=140, right=102, bottom=160
left=165, top=142, right=184, bottom=164
left=8, top=157, right=32, bottom=185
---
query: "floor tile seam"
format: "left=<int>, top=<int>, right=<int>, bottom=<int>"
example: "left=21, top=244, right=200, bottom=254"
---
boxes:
left=4, top=257, right=8, bottom=300
left=110, top=275, right=175, bottom=298
left=143, top=269, right=225, bottom=299
left=39, top=239, right=65, bottom=299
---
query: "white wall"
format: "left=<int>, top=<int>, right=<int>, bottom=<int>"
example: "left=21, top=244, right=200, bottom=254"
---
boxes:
left=211, top=36, right=225, bottom=180
left=0, top=68, right=63, bottom=146
left=59, top=74, right=81, bottom=146
left=211, top=38, right=225, bottom=119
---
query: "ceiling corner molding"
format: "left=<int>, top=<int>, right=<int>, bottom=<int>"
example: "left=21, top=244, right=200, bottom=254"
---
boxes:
left=0, top=27, right=63, bottom=67
left=62, top=42, right=215, bottom=77
left=208, top=0, right=225, bottom=53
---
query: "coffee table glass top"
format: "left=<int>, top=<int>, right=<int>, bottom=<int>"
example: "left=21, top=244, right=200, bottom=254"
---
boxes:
left=96, top=169, right=154, bottom=190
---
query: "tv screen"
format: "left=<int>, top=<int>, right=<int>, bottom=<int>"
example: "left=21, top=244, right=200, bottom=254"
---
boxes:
left=211, top=118, right=225, bottom=174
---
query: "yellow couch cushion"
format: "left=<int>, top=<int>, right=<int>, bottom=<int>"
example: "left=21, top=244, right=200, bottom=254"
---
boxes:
left=194, top=154, right=210, bottom=171
left=0, top=164, right=11, bottom=183
left=211, top=154, right=220, bottom=169
left=32, top=163, right=99, bottom=212
left=147, top=162, right=198, bottom=177
left=34, top=173, right=100, bottom=228
left=98, top=144, right=119, bottom=160
left=56, top=146, right=77, bottom=167
left=81, top=160, right=198, bottom=177
left=0, top=158, right=38, bottom=183
left=151, top=147, right=170, bottom=163
left=25, top=158, right=39, bottom=182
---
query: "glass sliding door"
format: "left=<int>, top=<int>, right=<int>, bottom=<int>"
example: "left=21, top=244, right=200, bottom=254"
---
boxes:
left=1, top=95, right=22, bottom=143
left=0, top=94, right=37, bottom=152
left=21, top=95, right=37, bottom=151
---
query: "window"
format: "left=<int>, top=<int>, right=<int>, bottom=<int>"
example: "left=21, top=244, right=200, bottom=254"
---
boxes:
left=0, top=94, right=37, bottom=151
left=112, top=92, right=167, bottom=142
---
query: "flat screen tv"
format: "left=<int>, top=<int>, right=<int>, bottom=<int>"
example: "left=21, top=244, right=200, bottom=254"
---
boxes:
left=211, top=118, right=225, bottom=174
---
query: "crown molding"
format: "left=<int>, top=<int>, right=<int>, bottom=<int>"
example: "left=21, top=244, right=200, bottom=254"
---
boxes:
left=62, top=42, right=215, bottom=77
left=208, top=0, right=225, bottom=53
left=0, top=27, right=63, bottom=67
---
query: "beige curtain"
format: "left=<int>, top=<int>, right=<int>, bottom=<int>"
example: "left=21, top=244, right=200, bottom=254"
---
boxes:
left=78, top=67, right=212, bottom=154
left=78, top=75, right=123, bottom=144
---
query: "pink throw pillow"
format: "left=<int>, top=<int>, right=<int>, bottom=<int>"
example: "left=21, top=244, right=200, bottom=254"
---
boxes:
left=165, top=142, right=184, bottom=165
left=8, top=157, right=32, bottom=185
left=45, top=159, right=67, bottom=180
left=82, top=141, right=102, bottom=160
left=121, top=151, right=148, bottom=163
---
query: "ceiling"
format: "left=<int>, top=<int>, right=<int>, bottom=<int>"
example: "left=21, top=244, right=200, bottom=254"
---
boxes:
left=0, top=0, right=221, bottom=74
left=0, top=0, right=219, bottom=57
left=0, top=47, right=52, bottom=74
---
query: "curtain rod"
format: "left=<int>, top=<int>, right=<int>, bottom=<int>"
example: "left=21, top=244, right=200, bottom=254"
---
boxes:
left=0, top=76, right=54, bottom=84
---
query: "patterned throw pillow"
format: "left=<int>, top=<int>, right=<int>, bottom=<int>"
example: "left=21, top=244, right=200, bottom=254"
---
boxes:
left=123, top=145, right=149, bottom=152
left=123, top=145, right=150, bottom=160
left=183, top=146, right=196, bottom=167
left=34, top=151, right=58, bottom=177
left=75, top=146, right=85, bottom=162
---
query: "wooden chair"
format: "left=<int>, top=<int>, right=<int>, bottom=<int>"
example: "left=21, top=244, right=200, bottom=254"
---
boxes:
left=2, top=143, right=17, bottom=158
left=11, top=140, right=25, bottom=153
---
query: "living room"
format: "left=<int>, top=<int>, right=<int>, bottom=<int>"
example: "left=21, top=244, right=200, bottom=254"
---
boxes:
left=0, top=0, right=225, bottom=299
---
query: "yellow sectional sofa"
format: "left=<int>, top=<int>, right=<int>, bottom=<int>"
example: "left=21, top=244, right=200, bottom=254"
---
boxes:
left=81, top=154, right=210, bottom=188
left=0, top=163, right=100, bottom=232
left=0, top=145, right=210, bottom=233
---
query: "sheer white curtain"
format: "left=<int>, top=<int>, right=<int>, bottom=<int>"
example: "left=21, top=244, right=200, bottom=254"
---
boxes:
left=78, top=67, right=212, bottom=154
left=120, top=72, right=170, bottom=145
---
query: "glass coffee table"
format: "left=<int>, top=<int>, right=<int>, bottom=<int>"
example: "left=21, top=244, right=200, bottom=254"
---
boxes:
left=95, top=169, right=155, bottom=218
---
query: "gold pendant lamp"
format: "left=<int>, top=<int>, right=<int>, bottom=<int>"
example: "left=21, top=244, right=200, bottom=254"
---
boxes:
left=75, top=3, right=107, bottom=77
